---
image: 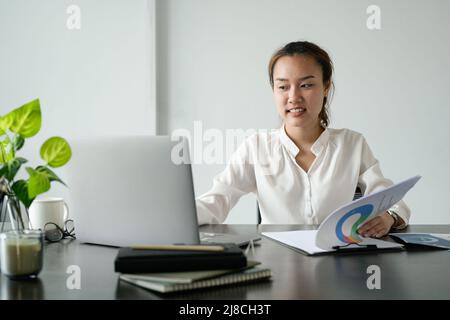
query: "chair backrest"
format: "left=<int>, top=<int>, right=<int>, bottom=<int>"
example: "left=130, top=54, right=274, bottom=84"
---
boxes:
left=353, top=186, right=363, bottom=200
left=256, top=186, right=363, bottom=224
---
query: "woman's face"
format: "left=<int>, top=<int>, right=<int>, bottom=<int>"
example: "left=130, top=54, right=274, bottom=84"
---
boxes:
left=272, top=54, right=329, bottom=130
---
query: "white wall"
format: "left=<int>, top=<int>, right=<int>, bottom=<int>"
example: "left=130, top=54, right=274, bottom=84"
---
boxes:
left=0, top=0, right=156, bottom=199
left=2, top=0, right=449, bottom=225
left=156, top=0, right=450, bottom=224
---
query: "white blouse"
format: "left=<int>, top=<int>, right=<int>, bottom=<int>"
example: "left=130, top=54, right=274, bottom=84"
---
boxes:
left=195, top=126, right=410, bottom=226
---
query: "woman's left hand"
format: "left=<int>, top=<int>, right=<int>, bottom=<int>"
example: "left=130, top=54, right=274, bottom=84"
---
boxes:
left=358, top=212, right=395, bottom=238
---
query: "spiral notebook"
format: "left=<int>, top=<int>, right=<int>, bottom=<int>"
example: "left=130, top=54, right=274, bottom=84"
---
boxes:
left=119, top=266, right=271, bottom=293
left=120, top=260, right=260, bottom=284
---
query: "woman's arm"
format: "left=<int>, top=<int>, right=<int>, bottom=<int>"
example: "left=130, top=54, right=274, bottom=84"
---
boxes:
left=196, top=137, right=257, bottom=225
left=357, top=136, right=411, bottom=237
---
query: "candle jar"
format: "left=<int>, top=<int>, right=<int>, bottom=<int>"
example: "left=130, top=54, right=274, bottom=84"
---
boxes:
left=0, top=230, right=44, bottom=280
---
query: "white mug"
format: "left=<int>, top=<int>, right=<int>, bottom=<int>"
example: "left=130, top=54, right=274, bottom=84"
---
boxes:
left=29, top=197, right=69, bottom=231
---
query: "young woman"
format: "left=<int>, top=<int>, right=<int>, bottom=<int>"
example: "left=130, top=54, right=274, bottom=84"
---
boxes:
left=196, top=41, right=409, bottom=238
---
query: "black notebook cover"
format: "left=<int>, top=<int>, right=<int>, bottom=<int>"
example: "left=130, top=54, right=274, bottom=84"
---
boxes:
left=114, top=243, right=247, bottom=273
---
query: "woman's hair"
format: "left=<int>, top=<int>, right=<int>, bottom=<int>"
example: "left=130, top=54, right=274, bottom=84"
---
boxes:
left=268, top=41, right=334, bottom=127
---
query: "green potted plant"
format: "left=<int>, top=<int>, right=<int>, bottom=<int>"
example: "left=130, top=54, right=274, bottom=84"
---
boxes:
left=0, top=98, right=72, bottom=230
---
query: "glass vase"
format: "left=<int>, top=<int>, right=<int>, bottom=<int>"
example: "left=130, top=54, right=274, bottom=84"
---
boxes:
left=5, top=195, right=28, bottom=231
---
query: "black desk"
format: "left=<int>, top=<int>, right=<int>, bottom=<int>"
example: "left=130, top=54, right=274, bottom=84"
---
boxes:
left=1, top=225, right=449, bottom=300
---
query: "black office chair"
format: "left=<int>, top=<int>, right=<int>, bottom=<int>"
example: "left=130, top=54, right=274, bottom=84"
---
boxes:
left=257, top=186, right=363, bottom=224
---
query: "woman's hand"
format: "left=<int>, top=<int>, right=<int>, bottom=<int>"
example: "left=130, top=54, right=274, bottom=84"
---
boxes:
left=358, top=212, right=395, bottom=238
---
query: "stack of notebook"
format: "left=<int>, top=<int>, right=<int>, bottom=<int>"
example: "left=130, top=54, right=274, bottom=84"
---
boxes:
left=114, top=244, right=271, bottom=293
left=119, top=260, right=271, bottom=293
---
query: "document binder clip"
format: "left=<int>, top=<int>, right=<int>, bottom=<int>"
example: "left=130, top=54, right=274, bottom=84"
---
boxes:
left=332, top=243, right=378, bottom=253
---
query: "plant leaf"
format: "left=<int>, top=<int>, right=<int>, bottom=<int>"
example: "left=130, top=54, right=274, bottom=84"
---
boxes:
left=0, top=165, right=6, bottom=179
left=26, top=167, right=51, bottom=199
left=9, top=157, right=27, bottom=181
left=0, top=114, right=14, bottom=134
left=12, top=180, right=35, bottom=208
left=0, top=117, right=6, bottom=135
left=0, top=141, right=7, bottom=164
left=0, top=139, right=14, bottom=164
left=9, top=98, right=41, bottom=138
left=36, top=165, right=67, bottom=186
left=0, top=157, right=27, bottom=181
left=40, top=136, right=72, bottom=168
left=12, top=135, right=25, bottom=151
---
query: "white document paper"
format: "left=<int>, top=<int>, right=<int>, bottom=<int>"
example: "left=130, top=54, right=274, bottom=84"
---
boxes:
left=263, top=175, right=421, bottom=254
left=262, top=230, right=403, bottom=255
left=262, top=230, right=328, bottom=255
left=316, top=175, right=420, bottom=249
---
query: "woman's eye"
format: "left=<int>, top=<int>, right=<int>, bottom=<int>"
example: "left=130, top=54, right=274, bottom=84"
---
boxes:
left=278, top=86, right=287, bottom=91
left=301, top=83, right=314, bottom=88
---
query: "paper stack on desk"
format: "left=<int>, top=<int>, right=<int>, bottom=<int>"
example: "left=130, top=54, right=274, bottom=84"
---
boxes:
left=263, top=175, right=421, bottom=255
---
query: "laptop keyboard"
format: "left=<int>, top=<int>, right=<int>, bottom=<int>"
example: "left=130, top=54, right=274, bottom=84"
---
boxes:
left=200, top=232, right=225, bottom=242
left=199, top=232, right=261, bottom=247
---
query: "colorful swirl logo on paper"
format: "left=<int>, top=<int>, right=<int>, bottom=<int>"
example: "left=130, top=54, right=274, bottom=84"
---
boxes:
left=335, top=204, right=374, bottom=243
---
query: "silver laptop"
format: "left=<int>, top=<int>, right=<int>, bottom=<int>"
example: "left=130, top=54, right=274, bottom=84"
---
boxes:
left=66, top=136, right=259, bottom=247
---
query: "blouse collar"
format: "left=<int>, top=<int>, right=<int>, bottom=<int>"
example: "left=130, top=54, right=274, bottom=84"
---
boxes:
left=279, top=124, right=330, bottom=157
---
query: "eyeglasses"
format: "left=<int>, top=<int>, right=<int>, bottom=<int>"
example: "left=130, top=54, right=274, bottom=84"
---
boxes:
left=44, top=219, right=76, bottom=242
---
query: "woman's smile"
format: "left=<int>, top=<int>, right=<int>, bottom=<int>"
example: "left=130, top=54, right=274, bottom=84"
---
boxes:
left=286, top=107, right=306, bottom=117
